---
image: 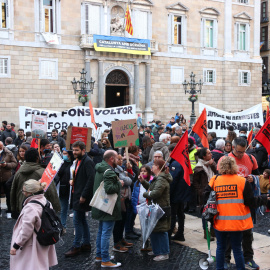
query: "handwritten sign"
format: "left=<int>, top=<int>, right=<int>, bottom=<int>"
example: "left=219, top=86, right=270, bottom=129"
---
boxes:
left=66, top=126, right=92, bottom=152
left=40, top=152, right=64, bottom=191
left=111, top=119, right=139, bottom=148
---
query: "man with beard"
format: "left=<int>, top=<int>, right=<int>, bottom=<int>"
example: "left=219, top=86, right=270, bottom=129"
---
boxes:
left=64, top=141, right=95, bottom=257
left=1, top=123, right=16, bottom=144
left=92, top=150, right=122, bottom=268
left=49, top=129, right=66, bottom=150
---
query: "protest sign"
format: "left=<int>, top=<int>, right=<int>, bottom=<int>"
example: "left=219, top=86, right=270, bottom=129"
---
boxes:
left=111, top=119, right=139, bottom=148
left=32, top=114, right=47, bottom=139
left=40, top=152, right=64, bottom=191
left=19, top=104, right=136, bottom=138
left=66, top=126, right=92, bottom=152
left=199, top=103, right=263, bottom=137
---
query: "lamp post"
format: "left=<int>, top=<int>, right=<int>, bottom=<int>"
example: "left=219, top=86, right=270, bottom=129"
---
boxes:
left=71, top=68, right=95, bottom=106
left=183, top=72, right=203, bottom=127
left=263, top=82, right=270, bottom=107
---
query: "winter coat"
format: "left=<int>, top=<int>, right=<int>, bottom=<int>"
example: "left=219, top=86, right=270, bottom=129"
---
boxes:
left=91, top=161, right=122, bottom=221
left=252, top=146, right=268, bottom=173
left=49, top=135, right=66, bottom=150
left=148, top=142, right=169, bottom=162
left=14, top=137, right=25, bottom=147
left=58, top=161, right=73, bottom=198
left=88, top=143, right=105, bottom=165
left=10, top=162, right=60, bottom=214
left=193, top=162, right=217, bottom=205
left=0, top=147, right=17, bottom=183
left=1, top=129, right=16, bottom=143
left=115, top=165, right=132, bottom=199
left=209, top=138, right=217, bottom=151
left=142, top=172, right=173, bottom=232
left=211, top=149, right=225, bottom=164
left=131, top=176, right=153, bottom=214
left=10, top=194, right=58, bottom=270
left=122, top=157, right=140, bottom=183
left=141, top=146, right=152, bottom=165
left=6, top=144, right=18, bottom=159
left=72, top=154, right=95, bottom=212
left=169, top=159, right=191, bottom=204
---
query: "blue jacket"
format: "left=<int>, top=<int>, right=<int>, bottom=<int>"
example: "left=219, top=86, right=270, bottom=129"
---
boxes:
left=169, top=159, right=191, bottom=204
left=131, top=176, right=153, bottom=214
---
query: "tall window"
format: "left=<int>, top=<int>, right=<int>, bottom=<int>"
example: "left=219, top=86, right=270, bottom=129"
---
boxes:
left=261, top=26, right=268, bottom=50
left=44, top=0, right=54, bottom=33
left=174, top=16, right=182, bottom=45
left=1, top=0, right=7, bottom=29
left=133, top=10, right=148, bottom=39
left=236, top=24, right=247, bottom=51
left=205, top=20, right=213, bottom=47
left=85, top=4, right=100, bottom=35
left=237, top=0, right=248, bottom=3
left=0, top=57, right=8, bottom=75
left=261, top=2, right=268, bottom=22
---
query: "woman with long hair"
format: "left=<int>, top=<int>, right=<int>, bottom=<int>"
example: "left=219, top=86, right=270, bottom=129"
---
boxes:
left=141, top=137, right=153, bottom=164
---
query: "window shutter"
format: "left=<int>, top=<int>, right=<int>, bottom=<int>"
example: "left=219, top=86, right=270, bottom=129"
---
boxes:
left=85, top=4, right=89, bottom=34
left=213, top=70, right=216, bottom=84
left=239, top=71, right=242, bottom=85
left=248, top=72, right=251, bottom=85
left=201, top=18, right=206, bottom=47
left=203, top=70, right=207, bottom=83
left=168, top=14, right=173, bottom=44
left=235, top=23, right=239, bottom=50
left=246, top=23, right=250, bottom=51
left=87, top=5, right=100, bottom=35
left=6, top=0, right=9, bottom=29
left=213, top=20, right=218, bottom=48
left=133, top=10, right=138, bottom=38
left=139, top=11, right=148, bottom=39
left=182, top=15, right=187, bottom=46
left=0, top=59, right=3, bottom=74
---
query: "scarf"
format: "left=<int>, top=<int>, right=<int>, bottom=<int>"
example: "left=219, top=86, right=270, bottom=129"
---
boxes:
left=196, top=158, right=215, bottom=182
left=123, top=153, right=140, bottom=165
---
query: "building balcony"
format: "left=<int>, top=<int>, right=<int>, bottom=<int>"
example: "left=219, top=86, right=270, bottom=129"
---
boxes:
left=261, top=17, right=269, bottom=23
left=80, top=34, right=158, bottom=53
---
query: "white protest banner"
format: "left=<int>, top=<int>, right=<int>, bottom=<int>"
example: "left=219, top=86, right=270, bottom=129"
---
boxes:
left=32, top=114, right=47, bottom=139
left=40, top=152, right=64, bottom=191
left=19, top=104, right=136, bottom=138
left=199, top=103, right=263, bottom=138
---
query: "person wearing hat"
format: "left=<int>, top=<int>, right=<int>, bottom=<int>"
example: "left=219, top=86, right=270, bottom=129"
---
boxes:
left=239, top=126, right=248, bottom=140
left=57, top=148, right=75, bottom=234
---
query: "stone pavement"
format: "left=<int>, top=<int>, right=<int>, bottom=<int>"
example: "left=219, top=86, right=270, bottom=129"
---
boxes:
left=1, top=201, right=270, bottom=270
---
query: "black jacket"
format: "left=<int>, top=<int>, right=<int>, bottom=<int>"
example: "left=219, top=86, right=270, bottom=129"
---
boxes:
left=72, top=154, right=95, bottom=212
left=49, top=135, right=66, bottom=150
left=169, top=159, right=191, bottom=204
left=1, top=129, right=16, bottom=144
left=141, top=146, right=152, bottom=165
left=88, top=143, right=105, bottom=165
left=14, top=137, right=25, bottom=147
left=251, top=146, right=268, bottom=174
left=209, top=138, right=217, bottom=151
left=58, top=161, right=73, bottom=198
left=211, top=149, right=225, bottom=164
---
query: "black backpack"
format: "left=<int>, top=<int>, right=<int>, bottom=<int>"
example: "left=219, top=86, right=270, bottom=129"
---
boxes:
left=29, top=200, right=63, bottom=246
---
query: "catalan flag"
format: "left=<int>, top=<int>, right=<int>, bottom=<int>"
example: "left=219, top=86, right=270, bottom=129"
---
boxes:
left=125, top=5, right=133, bottom=36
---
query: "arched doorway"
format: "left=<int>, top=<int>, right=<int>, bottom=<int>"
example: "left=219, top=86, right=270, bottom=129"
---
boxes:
left=105, top=70, right=129, bottom=108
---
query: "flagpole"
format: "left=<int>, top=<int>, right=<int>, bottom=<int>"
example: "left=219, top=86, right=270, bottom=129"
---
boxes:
left=246, top=138, right=255, bottom=152
left=156, top=155, right=171, bottom=177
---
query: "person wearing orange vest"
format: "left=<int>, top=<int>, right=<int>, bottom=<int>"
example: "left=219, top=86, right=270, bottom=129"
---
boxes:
left=205, top=156, right=267, bottom=270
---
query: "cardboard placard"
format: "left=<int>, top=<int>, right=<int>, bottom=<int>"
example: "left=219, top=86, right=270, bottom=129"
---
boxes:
left=40, top=152, right=64, bottom=191
left=111, top=119, right=139, bottom=148
left=32, top=115, right=47, bottom=139
left=66, top=126, right=92, bottom=152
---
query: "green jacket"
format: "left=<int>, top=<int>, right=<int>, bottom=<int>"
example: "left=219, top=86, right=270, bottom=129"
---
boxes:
left=91, top=160, right=122, bottom=221
left=10, top=162, right=61, bottom=214
left=142, top=172, right=173, bottom=232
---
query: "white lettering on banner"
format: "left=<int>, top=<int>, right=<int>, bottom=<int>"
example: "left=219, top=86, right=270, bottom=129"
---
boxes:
left=19, top=105, right=136, bottom=138
left=199, top=103, right=264, bottom=138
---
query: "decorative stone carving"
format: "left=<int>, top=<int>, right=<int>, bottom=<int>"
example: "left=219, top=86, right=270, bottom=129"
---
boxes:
left=106, top=70, right=129, bottom=85
left=110, top=6, right=125, bottom=35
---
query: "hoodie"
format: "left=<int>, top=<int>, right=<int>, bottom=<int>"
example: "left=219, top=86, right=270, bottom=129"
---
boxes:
left=6, top=144, right=18, bottom=158
left=10, top=162, right=60, bottom=214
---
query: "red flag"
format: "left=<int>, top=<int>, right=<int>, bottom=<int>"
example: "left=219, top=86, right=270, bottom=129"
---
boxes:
left=255, top=117, right=270, bottom=155
left=192, top=108, right=209, bottom=148
left=125, top=5, right=133, bottom=36
left=89, top=101, right=97, bottom=130
left=247, top=128, right=253, bottom=145
left=267, top=106, right=269, bottom=120
left=30, top=138, right=39, bottom=148
left=170, top=131, right=193, bottom=186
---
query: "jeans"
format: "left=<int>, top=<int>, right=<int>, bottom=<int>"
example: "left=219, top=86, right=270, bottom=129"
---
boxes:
left=59, top=196, right=69, bottom=228
left=150, top=231, right=170, bottom=256
left=96, top=221, right=115, bottom=262
left=215, top=229, right=245, bottom=270
left=225, top=229, right=253, bottom=263
left=169, top=202, right=185, bottom=237
left=73, top=210, right=90, bottom=248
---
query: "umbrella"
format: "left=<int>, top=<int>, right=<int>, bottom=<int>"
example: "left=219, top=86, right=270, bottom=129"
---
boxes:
left=136, top=202, right=165, bottom=248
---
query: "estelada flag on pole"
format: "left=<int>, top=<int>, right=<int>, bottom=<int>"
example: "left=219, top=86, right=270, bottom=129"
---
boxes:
left=125, top=5, right=133, bottom=36
left=192, top=108, right=209, bottom=148
left=170, top=131, right=193, bottom=186
left=267, top=106, right=269, bottom=120
left=30, top=138, right=39, bottom=148
left=247, top=128, right=253, bottom=145
left=255, top=117, right=270, bottom=155
left=89, top=101, right=97, bottom=130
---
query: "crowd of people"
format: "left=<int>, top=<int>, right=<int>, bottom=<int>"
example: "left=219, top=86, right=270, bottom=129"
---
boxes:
left=0, top=114, right=270, bottom=270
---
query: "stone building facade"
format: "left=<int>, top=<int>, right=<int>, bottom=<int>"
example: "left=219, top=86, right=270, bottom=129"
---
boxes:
left=0, top=0, right=262, bottom=127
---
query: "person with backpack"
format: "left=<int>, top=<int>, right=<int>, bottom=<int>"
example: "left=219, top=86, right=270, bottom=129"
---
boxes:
left=10, top=180, right=58, bottom=270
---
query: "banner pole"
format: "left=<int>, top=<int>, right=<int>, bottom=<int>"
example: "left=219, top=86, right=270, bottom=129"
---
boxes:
left=125, top=147, right=129, bottom=164
left=156, top=155, right=170, bottom=177
left=246, top=138, right=255, bottom=151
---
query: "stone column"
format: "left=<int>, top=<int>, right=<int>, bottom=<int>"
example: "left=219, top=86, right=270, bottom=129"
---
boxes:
left=98, top=60, right=104, bottom=107
left=134, top=61, right=141, bottom=112
left=253, top=0, right=261, bottom=58
left=223, top=0, right=232, bottom=57
left=144, top=62, right=154, bottom=123
left=85, top=59, right=91, bottom=82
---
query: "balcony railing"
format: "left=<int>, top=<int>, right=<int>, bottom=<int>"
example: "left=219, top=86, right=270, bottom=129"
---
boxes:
left=261, top=17, right=269, bottom=23
left=80, top=34, right=158, bottom=53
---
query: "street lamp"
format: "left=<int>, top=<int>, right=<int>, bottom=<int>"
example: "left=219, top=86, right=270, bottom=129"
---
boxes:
left=71, top=68, right=95, bottom=106
left=262, top=81, right=270, bottom=106
left=183, top=72, right=203, bottom=127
